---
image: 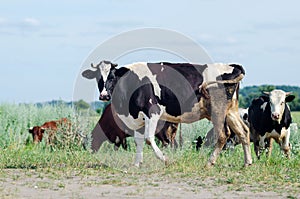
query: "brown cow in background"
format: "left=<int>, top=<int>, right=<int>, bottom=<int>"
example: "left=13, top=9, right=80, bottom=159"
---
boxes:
left=91, top=103, right=178, bottom=152
left=29, top=118, right=70, bottom=144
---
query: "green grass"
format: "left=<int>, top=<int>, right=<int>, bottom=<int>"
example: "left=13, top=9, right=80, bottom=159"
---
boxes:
left=0, top=103, right=299, bottom=196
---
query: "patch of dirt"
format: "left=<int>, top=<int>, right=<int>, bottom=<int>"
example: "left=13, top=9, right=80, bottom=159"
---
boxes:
left=0, top=169, right=298, bottom=199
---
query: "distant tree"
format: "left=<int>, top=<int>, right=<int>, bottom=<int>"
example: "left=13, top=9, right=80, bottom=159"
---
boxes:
left=258, top=85, right=276, bottom=93
left=74, top=99, right=90, bottom=110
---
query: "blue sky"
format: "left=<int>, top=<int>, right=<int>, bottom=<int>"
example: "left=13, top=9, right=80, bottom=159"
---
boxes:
left=1, top=0, right=299, bottom=103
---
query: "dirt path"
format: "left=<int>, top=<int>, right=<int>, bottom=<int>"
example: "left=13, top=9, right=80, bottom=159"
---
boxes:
left=0, top=169, right=297, bottom=199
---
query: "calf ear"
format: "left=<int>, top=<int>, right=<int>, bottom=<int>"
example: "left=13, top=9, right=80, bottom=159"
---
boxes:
left=82, top=69, right=97, bottom=79
left=285, top=94, right=295, bottom=102
left=40, top=127, right=46, bottom=134
left=28, top=127, right=33, bottom=134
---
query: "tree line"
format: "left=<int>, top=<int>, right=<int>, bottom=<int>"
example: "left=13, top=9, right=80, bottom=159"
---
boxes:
left=239, top=85, right=300, bottom=111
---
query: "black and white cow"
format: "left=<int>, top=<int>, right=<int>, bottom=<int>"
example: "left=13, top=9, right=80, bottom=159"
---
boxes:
left=82, top=63, right=179, bottom=151
left=248, top=89, right=295, bottom=159
left=90, top=60, right=252, bottom=167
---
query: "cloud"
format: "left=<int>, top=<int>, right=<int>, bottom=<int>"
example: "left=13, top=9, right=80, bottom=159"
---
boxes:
left=0, top=17, right=42, bottom=35
left=22, top=17, right=40, bottom=27
left=96, top=20, right=144, bottom=30
left=252, top=20, right=300, bottom=31
left=0, top=17, right=7, bottom=24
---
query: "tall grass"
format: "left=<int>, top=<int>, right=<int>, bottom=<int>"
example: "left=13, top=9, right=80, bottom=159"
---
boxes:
left=0, top=103, right=97, bottom=167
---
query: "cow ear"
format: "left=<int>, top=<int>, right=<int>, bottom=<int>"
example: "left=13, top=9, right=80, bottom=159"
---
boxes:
left=260, top=95, right=269, bottom=102
left=115, top=67, right=128, bottom=77
left=82, top=69, right=97, bottom=79
left=262, top=91, right=270, bottom=96
left=285, top=94, right=295, bottom=102
left=261, top=91, right=270, bottom=101
left=111, top=63, right=118, bottom=68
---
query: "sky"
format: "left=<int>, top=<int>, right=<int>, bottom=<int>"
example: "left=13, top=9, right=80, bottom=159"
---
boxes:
left=0, top=0, right=299, bottom=103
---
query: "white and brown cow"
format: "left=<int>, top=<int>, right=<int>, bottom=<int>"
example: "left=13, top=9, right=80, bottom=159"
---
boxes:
left=248, top=89, right=295, bottom=159
left=91, top=60, right=252, bottom=167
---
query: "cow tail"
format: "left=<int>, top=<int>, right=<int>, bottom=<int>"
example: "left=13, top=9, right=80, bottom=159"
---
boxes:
left=199, top=73, right=244, bottom=99
left=179, top=123, right=183, bottom=149
left=236, top=83, right=240, bottom=101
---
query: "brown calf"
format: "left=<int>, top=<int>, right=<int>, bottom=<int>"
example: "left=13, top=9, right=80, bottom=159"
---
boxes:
left=29, top=118, right=70, bottom=144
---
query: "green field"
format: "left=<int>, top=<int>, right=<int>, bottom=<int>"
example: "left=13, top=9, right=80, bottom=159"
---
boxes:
left=0, top=103, right=299, bottom=197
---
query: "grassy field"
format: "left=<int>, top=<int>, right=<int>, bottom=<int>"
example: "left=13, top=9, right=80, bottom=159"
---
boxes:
left=0, top=104, right=299, bottom=198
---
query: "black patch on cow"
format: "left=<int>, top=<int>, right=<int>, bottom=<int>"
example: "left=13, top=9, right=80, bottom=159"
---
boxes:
left=146, top=62, right=206, bottom=116
left=109, top=68, right=161, bottom=119
left=97, top=78, right=104, bottom=94
left=214, top=64, right=245, bottom=101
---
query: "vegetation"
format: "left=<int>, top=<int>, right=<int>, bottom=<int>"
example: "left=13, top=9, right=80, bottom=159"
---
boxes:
left=0, top=103, right=299, bottom=197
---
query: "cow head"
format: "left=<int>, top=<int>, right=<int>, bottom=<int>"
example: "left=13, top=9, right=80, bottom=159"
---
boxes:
left=28, top=126, right=45, bottom=143
left=263, top=90, right=295, bottom=123
left=81, top=60, right=118, bottom=101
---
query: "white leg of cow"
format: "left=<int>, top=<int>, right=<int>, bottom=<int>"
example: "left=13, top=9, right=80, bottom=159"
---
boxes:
left=144, top=113, right=166, bottom=164
left=281, top=127, right=291, bottom=158
left=134, top=131, right=144, bottom=167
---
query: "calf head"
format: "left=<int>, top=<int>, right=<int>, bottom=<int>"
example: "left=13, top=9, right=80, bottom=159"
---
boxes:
left=263, top=90, right=295, bottom=123
left=28, top=126, right=45, bottom=143
left=81, top=60, right=118, bottom=101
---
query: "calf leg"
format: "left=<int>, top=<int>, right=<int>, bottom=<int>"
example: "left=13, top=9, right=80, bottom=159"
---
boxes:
left=134, top=131, right=144, bottom=167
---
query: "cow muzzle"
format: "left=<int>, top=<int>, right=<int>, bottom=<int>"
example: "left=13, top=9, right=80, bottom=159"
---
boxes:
left=99, top=94, right=111, bottom=101
left=271, top=112, right=280, bottom=121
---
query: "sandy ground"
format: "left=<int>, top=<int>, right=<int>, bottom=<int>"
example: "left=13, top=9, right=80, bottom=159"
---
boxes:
left=0, top=169, right=298, bottom=199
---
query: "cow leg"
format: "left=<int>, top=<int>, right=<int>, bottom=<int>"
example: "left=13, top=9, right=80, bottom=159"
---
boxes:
left=265, top=138, right=273, bottom=158
left=91, top=123, right=108, bottom=152
left=226, top=111, right=252, bottom=166
left=254, top=140, right=261, bottom=159
left=257, top=134, right=269, bottom=159
left=144, top=113, right=167, bottom=164
left=207, top=93, right=229, bottom=167
left=250, top=126, right=262, bottom=160
left=207, top=121, right=228, bottom=166
left=281, top=128, right=291, bottom=158
left=134, top=131, right=144, bottom=167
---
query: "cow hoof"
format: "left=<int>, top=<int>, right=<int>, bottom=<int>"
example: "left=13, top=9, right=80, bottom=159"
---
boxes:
left=243, top=163, right=252, bottom=167
left=164, top=157, right=169, bottom=166
left=133, top=162, right=143, bottom=168
left=205, top=161, right=215, bottom=168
